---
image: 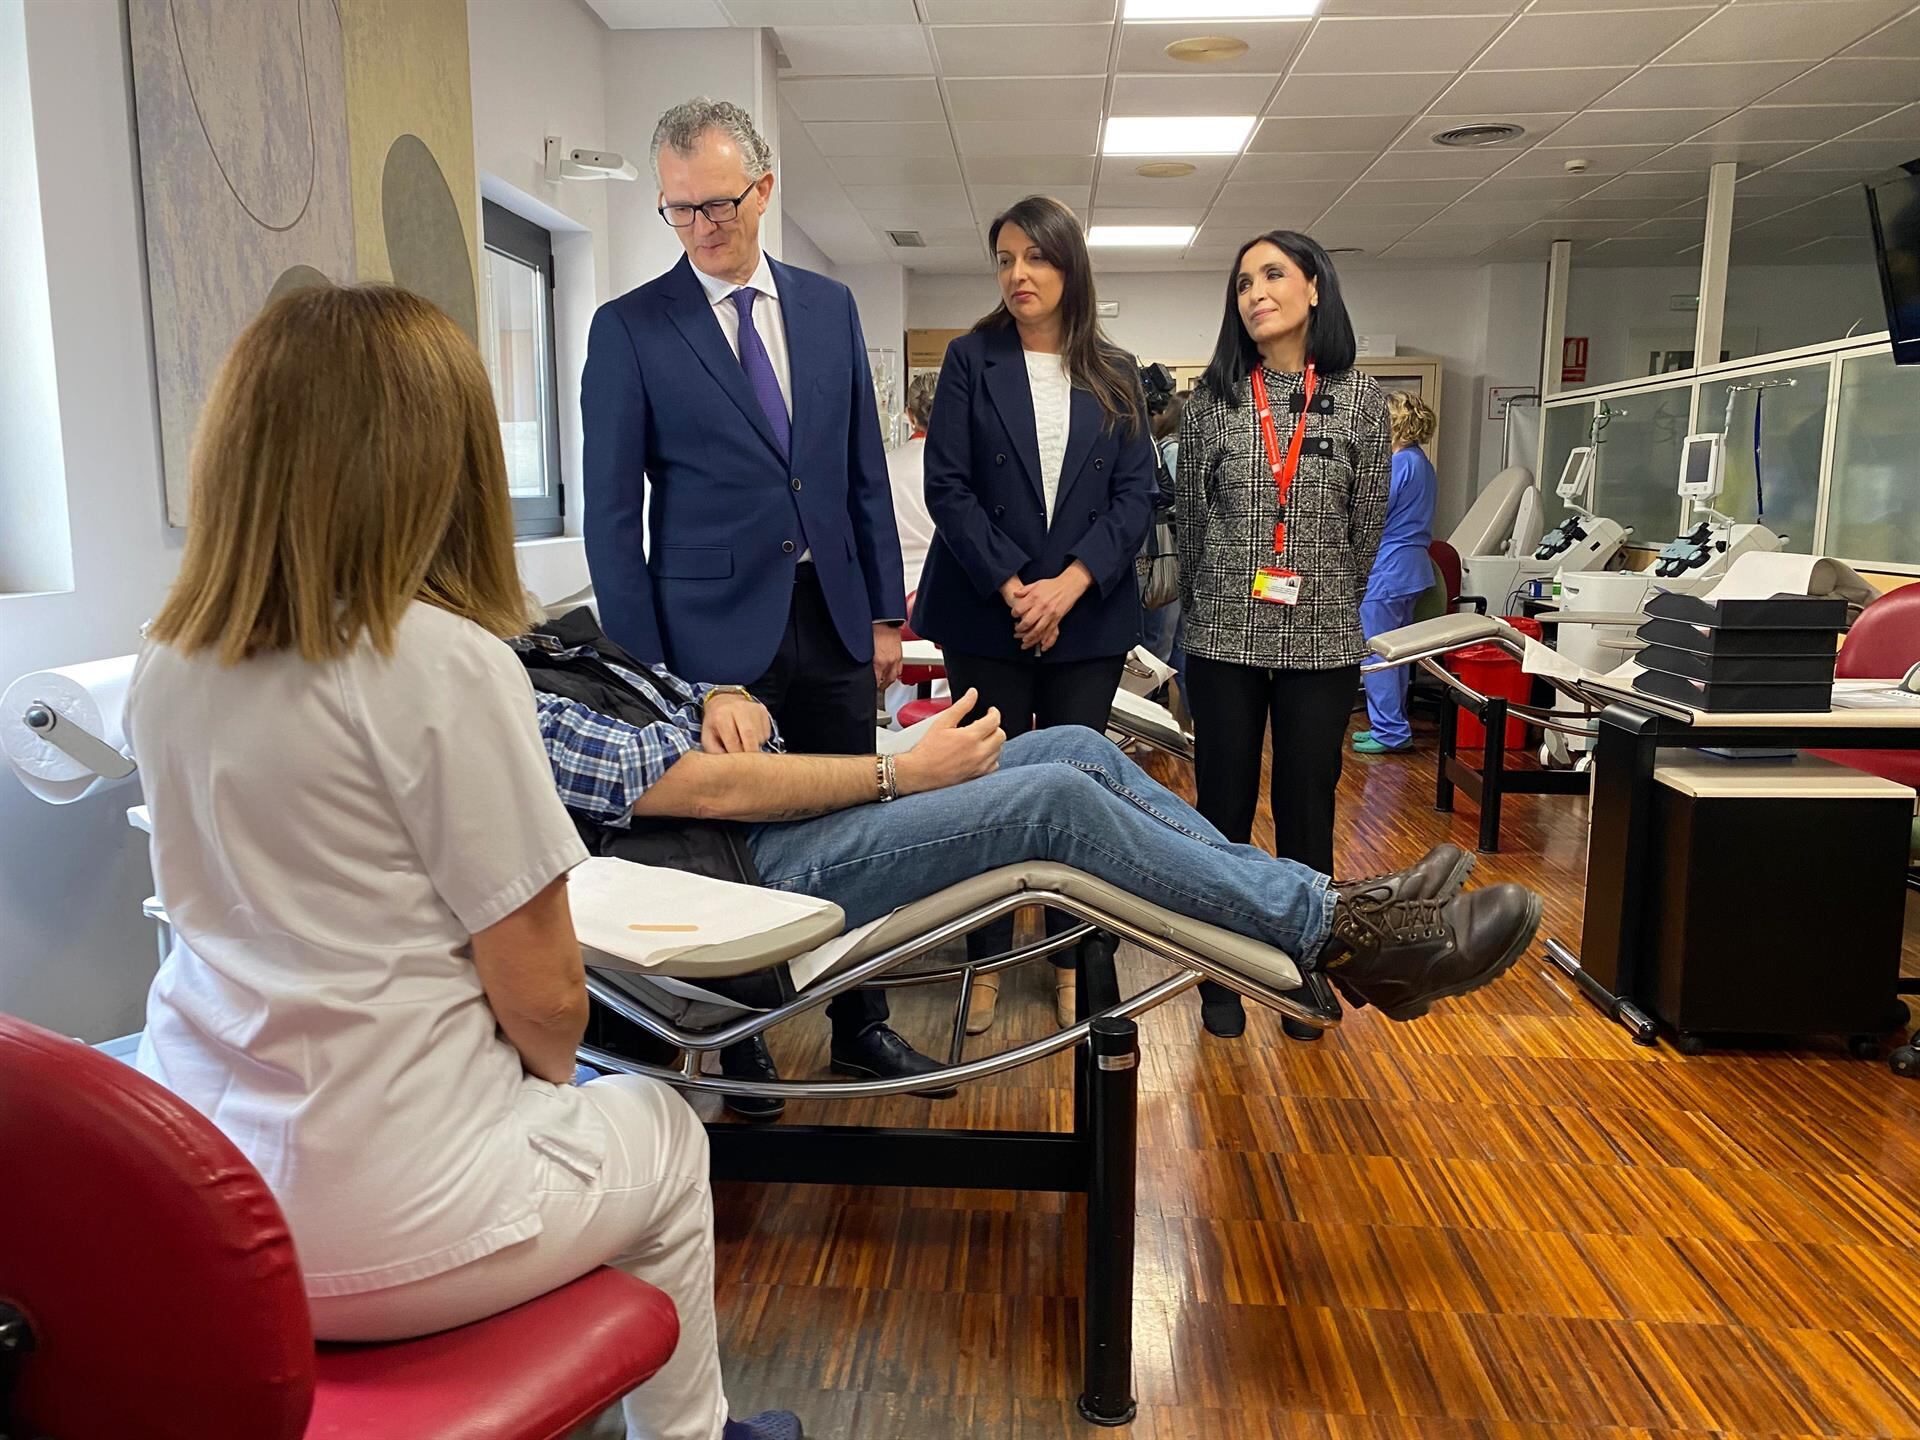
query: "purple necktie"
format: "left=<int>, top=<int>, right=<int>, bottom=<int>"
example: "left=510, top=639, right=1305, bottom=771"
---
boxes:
left=730, top=287, right=790, bottom=458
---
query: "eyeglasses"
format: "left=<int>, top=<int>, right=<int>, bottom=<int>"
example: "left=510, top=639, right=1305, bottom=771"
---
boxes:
left=658, top=182, right=758, bottom=229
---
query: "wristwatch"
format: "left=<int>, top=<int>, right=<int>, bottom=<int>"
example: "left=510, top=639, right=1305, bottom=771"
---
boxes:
left=701, top=685, right=755, bottom=708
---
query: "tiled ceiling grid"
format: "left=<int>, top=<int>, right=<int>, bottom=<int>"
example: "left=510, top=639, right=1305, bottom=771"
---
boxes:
left=584, top=0, right=1920, bottom=273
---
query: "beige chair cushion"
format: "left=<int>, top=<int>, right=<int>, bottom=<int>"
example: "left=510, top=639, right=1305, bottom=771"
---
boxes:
left=1367, top=612, right=1511, bottom=664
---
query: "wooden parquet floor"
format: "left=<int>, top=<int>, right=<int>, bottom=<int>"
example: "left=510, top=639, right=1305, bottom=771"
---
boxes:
left=705, top=718, right=1920, bottom=1439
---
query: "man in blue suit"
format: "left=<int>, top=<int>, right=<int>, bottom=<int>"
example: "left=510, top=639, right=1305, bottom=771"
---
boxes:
left=582, top=98, right=936, bottom=1115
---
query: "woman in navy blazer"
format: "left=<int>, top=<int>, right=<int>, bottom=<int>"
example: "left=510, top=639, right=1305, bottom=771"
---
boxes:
left=911, top=194, right=1155, bottom=1030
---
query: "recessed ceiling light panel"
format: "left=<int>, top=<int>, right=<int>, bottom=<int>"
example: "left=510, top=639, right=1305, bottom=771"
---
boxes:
left=1104, top=115, right=1256, bottom=156
left=1087, top=225, right=1198, bottom=247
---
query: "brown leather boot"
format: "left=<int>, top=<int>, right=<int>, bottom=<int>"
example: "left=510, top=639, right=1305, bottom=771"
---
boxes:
left=1320, top=884, right=1542, bottom=1021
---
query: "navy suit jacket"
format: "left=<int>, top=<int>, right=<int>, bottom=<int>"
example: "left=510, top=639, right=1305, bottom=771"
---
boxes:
left=910, top=326, right=1154, bottom=663
left=581, top=253, right=905, bottom=683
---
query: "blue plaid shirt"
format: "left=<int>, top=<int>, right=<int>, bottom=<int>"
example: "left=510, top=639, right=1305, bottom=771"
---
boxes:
left=529, top=646, right=783, bottom=828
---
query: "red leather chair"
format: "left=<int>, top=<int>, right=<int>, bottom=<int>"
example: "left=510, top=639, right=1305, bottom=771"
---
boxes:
left=0, top=1014, right=680, bottom=1440
left=897, top=593, right=953, bottom=729
left=1428, top=540, right=1487, bottom=614
left=1813, top=583, right=1920, bottom=792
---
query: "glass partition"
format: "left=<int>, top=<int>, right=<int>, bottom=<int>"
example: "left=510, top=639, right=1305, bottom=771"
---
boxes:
left=1590, top=389, right=1690, bottom=549
left=1538, top=400, right=1596, bottom=531
left=1723, top=180, right=1887, bottom=363
left=1825, top=351, right=1920, bottom=566
left=1694, top=362, right=1829, bottom=554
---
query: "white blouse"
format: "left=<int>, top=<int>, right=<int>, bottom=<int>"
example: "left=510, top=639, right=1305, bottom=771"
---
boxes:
left=1025, top=348, right=1073, bottom=524
left=131, top=602, right=596, bottom=1296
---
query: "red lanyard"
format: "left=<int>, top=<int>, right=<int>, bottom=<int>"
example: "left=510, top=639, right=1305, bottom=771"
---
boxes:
left=1250, top=364, right=1315, bottom=555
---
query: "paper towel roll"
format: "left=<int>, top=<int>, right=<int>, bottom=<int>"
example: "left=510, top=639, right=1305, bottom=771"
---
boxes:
left=2, top=656, right=137, bottom=805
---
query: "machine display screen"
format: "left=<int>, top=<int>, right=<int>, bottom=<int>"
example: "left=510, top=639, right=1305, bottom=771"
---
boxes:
left=1679, top=435, right=1721, bottom=499
left=1867, top=170, right=1920, bottom=365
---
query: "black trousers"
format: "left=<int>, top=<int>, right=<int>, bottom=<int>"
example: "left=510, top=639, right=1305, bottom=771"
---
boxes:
left=748, top=564, right=887, bottom=1039
left=1184, top=655, right=1359, bottom=1009
left=943, top=650, right=1128, bottom=969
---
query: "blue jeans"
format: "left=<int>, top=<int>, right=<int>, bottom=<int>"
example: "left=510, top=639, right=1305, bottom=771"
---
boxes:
left=1361, top=594, right=1420, bottom=748
left=744, top=726, right=1333, bottom=962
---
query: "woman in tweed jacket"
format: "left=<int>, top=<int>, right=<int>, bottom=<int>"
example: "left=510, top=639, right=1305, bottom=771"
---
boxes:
left=1176, top=230, right=1391, bottom=1039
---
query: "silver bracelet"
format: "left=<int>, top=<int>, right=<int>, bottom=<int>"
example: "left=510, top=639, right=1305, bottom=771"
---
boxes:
left=879, top=753, right=899, bottom=802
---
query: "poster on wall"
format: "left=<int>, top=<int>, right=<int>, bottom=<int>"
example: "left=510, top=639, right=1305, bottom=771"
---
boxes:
left=129, top=0, right=480, bottom=525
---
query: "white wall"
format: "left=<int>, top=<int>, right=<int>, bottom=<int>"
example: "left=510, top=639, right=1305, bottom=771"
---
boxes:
left=601, top=26, right=779, bottom=298
left=2, top=0, right=183, bottom=1040
left=908, top=260, right=1548, bottom=529
left=839, top=262, right=907, bottom=361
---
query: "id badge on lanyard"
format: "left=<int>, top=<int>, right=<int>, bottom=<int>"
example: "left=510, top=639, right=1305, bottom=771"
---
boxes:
left=1250, top=364, right=1315, bottom=606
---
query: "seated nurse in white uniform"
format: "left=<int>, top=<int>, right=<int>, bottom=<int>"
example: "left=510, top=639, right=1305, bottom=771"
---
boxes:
left=130, top=285, right=799, bottom=1440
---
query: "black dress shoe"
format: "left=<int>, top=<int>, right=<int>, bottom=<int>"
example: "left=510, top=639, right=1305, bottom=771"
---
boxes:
left=829, top=1023, right=957, bottom=1098
left=1320, top=884, right=1543, bottom=1021
left=1198, top=980, right=1246, bottom=1038
left=1281, top=1016, right=1323, bottom=1043
left=719, top=1036, right=786, bottom=1121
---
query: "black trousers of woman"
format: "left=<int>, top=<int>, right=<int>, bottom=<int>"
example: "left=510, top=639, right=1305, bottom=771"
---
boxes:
left=1183, top=655, right=1361, bottom=1012
left=941, top=650, right=1127, bottom=969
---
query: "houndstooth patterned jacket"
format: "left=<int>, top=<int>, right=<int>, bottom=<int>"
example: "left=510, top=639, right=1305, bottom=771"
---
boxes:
left=1176, top=366, right=1392, bottom=671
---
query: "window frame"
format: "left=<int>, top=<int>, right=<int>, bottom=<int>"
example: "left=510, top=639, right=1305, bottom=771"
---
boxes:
left=481, top=199, right=564, bottom=540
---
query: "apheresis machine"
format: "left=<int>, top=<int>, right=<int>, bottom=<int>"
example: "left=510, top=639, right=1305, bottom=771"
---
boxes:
left=1458, top=446, right=1629, bottom=615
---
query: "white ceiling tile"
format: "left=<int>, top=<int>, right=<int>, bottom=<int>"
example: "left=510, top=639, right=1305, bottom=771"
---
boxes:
left=1318, top=200, right=1452, bottom=224
left=726, top=0, right=917, bottom=21
left=1251, top=114, right=1410, bottom=151
left=1213, top=178, right=1352, bottom=210
left=1470, top=173, right=1603, bottom=200
left=1852, top=103, right=1920, bottom=140
left=945, top=76, right=1107, bottom=122
left=1362, top=146, right=1517, bottom=179
left=843, top=183, right=972, bottom=208
left=1763, top=58, right=1920, bottom=106
left=581, top=0, right=727, bottom=27
left=1312, top=224, right=1423, bottom=248
left=1345, top=175, right=1485, bottom=203
left=780, top=78, right=946, bottom=124
left=1385, top=238, right=1502, bottom=258
left=1438, top=195, right=1574, bottom=220
left=1596, top=169, right=1710, bottom=197
left=1293, top=14, right=1509, bottom=73
left=1597, top=60, right=1815, bottom=110
left=1436, top=67, right=1635, bottom=115
left=1514, top=216, right=1626, bottom=236
left=1728, top=168, right=1859, bottom=195
left=932, top=24, right=1112, bottom=76
left=1193, top=222, right=1316, bottom=255
left=809, top=122, right=955, bottom=157
left=1115, top=19, right=1309, bottom=74
left=847, top=198, right=977, bottom=227
left=923, top=0, right=1116, bottom=19
left=1110, top=74, right=1279, bottom=116
left=1206, top=201, right=1342, bottom=231
left=1773, top=136, right=1920, bottom=174
left=1626, top=216, right=1710, bottom=237
left=1095, top=176, right=1230, bottom=206
left=1393, top=112, right=1572, bottom=149
left=827, top=152, right=963, bottom=185
left=1657, top=1, right=1910, bottom=64
left=1653, top=140, right=1809, bottom=169
left=775, top=25, right=933, bottom=75
left=963, top=154, right=1098, bottom=184
left=1321, top=0, right=1520, bottom=13
left=1499, top=142, right=1672, bottom=177
left=893, top=227, right=991, bottom=249
left=1266, top=71, right=1453, bottom=117
left=1090, top=205, right=1210, bottom=226
left=1099, top=155, right=1235, bottom=186
left=957, top=118, right=1102, bottom=154
left=1476, top=8, right=1709, bottom=68
left=1693, top=104, right=1895, bottom=144
left=1847, top=10, right=1920, bottom=58
left=1232, top=150, right=1380, bottom=181
left=969, top=184, right=1093, bottom=214
left=1398, top=221, right=1525, bottom=244
left=1556, top=189, right=1694, bottom=219
left=1547, top=108, right=1733, bottom=147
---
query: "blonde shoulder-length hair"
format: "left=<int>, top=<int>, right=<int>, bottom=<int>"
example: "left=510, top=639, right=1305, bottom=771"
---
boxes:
left=1387, top=389, right=1437, bottom=450
left=148, top=284, right=527, bottom=664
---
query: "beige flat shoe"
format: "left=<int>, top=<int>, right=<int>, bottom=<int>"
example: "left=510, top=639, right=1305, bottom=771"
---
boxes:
left=1054, top=968, right=1077, bottom=1027
left=965, top=976, right=999, bottom=1035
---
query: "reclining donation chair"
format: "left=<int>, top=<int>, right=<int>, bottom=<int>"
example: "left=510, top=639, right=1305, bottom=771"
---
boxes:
left=0, top=1013, right=681, bottom=1440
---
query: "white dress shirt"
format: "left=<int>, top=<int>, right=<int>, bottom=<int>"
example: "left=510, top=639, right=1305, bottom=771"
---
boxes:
left=1025, top=349, right=1073, bottom=524
left=885, top=433, right=936, bottom=597
left=694, top=250, right=804, bottom=559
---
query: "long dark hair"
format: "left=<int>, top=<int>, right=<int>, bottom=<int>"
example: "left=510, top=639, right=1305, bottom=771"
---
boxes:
left=1200, top=230, right=1357, bottom=408
left=976, top=195, right=1142, bottom=438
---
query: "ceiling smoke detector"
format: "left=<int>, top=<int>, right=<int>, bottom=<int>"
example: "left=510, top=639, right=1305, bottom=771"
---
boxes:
left=886, top=230, right=926, bottom=249
left=1136, top=161, right=1198, bottom=179
left=1431, top=123, right=1526, bottom=148
left=1165, top=35, right=1250, bottom=63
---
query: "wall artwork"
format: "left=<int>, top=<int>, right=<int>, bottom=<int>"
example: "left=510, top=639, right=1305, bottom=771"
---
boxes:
left=129, top=0, right=479, bottom=525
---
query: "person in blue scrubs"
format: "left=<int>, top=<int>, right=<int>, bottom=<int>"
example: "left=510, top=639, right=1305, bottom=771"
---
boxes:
left=1355, top=391, right=1439, bottom=754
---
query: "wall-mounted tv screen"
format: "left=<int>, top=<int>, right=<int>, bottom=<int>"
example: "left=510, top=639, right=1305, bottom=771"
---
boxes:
left=1866, top=168, right=1920, bottom=365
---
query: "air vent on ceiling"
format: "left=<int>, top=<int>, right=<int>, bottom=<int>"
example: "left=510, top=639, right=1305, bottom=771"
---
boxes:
left=1136, top=161, right=1197, bottom=179
left=1432, top=123, right=1525, bottom=148
left=1165, top=35, right=1249, bottom=64
left=887, top=230, right=926, bottom=249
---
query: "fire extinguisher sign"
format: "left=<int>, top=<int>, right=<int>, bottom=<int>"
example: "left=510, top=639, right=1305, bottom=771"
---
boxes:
left=1562, top=336, right=1589, bottom=385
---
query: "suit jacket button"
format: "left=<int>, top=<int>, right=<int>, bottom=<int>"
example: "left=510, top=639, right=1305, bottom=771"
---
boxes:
left=1088, top=509, right=1098, bottom=522
left=782, top=540, right=796, bottom=554
left=1093, top=458, right=1104, bottom=470
left=992, top=505, right=1005, bottom=518
left=791, top=478, right=802, bottom=491
left=996, top=453, right=1007, bottom=465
